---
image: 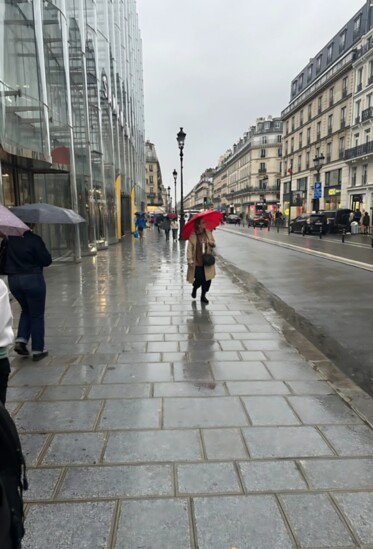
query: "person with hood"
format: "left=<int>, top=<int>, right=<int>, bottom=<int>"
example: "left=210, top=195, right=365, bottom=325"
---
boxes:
left=1, top=227, right=52, bottom=361
left=0, top=279, right=13, bottom=404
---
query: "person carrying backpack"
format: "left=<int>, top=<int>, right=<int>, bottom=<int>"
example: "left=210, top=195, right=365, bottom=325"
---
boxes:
left=0, top=278, right=13, bottom=405
left=0, top=401, right=28, bottom=548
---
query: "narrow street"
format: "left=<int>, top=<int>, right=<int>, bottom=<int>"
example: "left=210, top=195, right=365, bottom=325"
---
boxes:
left=6, top=227, right=373, bottom=549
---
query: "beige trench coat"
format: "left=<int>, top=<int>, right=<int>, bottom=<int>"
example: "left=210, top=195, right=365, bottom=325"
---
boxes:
left=186, top=230, right=216, bottom=284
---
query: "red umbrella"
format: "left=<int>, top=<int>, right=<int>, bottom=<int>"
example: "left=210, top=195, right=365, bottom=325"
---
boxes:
left=181, top=210, right=223, bottom=240
left=166, top=213, right=178, bottom=219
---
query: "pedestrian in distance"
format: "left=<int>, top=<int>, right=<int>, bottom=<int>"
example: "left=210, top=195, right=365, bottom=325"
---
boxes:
left=362, top=211, right=370, bottom=234
left=170, top=218, right=179, bottom=241
left=0, top=226, right=52, bottom=361
left=0, top=279, right=13, bottom=405
left=162, top=216, right=171, bottom=241
left=353, top=208, right=362, bottom=224
left=187, top=217, right=216, bottom=304
left=135, top=214, right=146, bottom=238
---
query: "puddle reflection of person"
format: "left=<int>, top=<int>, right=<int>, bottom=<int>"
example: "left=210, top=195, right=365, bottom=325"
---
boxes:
left=187, top=217, right=216, bottom=304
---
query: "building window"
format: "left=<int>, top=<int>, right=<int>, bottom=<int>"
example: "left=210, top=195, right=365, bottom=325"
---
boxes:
left=340, top=29, right=347, bottom=51
left=354, top=134, right=359, bottom=148
left=285, top=141, right=288, bottom=156
left=290, top=137, right=294, bottom=153
left=307, top=127, right=311, bottom=144
left=300, top=110, right=303, bottom=125
left=318, top=95, right=322, bottom=113
left=328, top=114, right=333, bottom=134
left=298, top=155, right=302, bottom=171
left=262, top=136, right=267, bottom=144
left=307, top=64, right=313, bottom=83
left=308, top=103, right=312, bottom=121
left=329, top=87, right=334, bottom=106
left=306, top=151, right=310, bottom=169
left=286, top=121, right=289, bottom=135
left=291, top=116, right=295, bottom=131
left=339, top=137, right=345, bottom=157
left=326, top=142, right=332, bottom=162
left=299, top=73, right=304, bottom=89
left=149, top=164, right=153, bottom=171
left=260, top=149, right=266, bottom=158
left=357, top=68, right=363, bottom=91
left=259, top=162, right=266, bottom=172
left=355, top=100, right=361, bottom=123
left=317, top=121, right=321, bottom=140
left=277, top=134, right=282, bottom=143
left=316, top=54, right=322, bottom=73
left=362, top=164, right=368, bottom=185
left=276, top=178, right=281, bottom=189
left=342, top=76, right=348, bottom=97
left=351, top=167, right=357, bottom=187
left=292, top=81, right=297, bottom=96
left=341, top=106, right=346, bottom=127
left=149, top=175, right=153, bottom=184
left=284, top=182, right=290, bottom=194
left=278, top=148, right=282, bottom=157
left=354, top=14, right=362, bottom=34
left=299, top=132, right=303, bottom=148
left=327, top=43, right=333, bottom=63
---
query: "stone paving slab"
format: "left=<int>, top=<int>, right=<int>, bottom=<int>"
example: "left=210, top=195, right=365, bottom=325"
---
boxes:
left=6, top=228, right=373, bottom=548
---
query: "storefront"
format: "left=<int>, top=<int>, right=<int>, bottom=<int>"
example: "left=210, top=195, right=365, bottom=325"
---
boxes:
left=349, top=192, right=365, bottom=212
left=324, top=186, right=342, bottom=210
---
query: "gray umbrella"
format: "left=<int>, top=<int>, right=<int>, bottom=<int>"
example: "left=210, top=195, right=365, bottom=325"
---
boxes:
left=10, top=203, right=86, bottom=224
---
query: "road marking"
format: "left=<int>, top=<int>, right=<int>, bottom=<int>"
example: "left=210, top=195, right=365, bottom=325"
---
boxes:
left=220, top=228, right=373, bottom=272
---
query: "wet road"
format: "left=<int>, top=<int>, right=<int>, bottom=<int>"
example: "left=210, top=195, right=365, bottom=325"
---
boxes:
left=216, top=227, right=373, bottom=395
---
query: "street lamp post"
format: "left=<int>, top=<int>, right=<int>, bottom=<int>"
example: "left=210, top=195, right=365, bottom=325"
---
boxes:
left=173, top=169, right=178, bottom=215
left=167, top=186, right=171, bottom=212
left=313, top=153, right=325, bottom=212
left=176, top=127, right=186, bottom=235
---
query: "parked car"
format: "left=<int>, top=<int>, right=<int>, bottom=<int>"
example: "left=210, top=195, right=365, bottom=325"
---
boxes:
left=252, top=213, right=270, bottom=228
left=322, top=208, right=352, bottom=233
left=290, top=213, right=328, bottom=234
left=226, top=214, right=240, bottom=224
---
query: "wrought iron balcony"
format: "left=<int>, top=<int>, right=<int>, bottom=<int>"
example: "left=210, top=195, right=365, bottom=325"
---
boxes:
left=362, top=107, right=373, bottom=122
left=344, top=139, right=373, bottom=160
left=357, top=83, right=363, bottom=92
left=340, top=119, right=346, bottom=129
left=342, top=88, right=348, bottom=97
left=258, top=168, right=267, bottom=174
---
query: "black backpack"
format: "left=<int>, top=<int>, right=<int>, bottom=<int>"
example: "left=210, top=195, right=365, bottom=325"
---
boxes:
left=0, top=402, right=28, bottom=549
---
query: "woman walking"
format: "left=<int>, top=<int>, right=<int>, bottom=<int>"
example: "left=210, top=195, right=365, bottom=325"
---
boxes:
left=187, top=217, right=216, bottom=304
left=1, top=226, right=52, bottom=361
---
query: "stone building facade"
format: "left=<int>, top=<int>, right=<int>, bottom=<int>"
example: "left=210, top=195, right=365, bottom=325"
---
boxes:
left=281, top=1, right=373, bottom=221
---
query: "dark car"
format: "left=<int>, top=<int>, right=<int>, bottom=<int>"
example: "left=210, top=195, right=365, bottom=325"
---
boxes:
left=226, top=214, right=240, bottom=224
left=322, top=209, right=352, bottom=233
left=252, top=213, right=269, bottom=228
left=290, top=213, right=328, bottom=234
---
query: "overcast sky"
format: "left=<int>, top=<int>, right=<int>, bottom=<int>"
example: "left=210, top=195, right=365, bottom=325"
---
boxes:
left=136, top=0, right=365, bottom=196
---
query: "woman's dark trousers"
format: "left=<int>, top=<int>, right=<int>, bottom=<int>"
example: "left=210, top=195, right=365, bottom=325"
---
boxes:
left=8, top=273, right=46, bottom=353
left=193, top=266, right=211, bottom=297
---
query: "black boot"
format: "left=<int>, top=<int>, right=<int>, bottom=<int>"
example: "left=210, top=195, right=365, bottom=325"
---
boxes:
left=191, top=286, right=197, bottom=299
left=201, top=294, right=209, bottom=304
left=14, top=342, right=29, bottom=356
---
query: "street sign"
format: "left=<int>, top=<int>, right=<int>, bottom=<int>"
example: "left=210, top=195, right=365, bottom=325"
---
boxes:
left=314, top=182, right=322, bottom=199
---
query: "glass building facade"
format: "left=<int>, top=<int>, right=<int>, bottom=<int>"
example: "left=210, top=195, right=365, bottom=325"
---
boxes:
left=0, top=0, right=145, bottom=258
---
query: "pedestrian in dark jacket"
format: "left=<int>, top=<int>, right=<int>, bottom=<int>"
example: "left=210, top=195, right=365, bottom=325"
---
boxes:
left=362, top=211, right=370, bottom=234
left=162, top=217, right=171, bottom=241
left=1, top=228, right=52, bottom=361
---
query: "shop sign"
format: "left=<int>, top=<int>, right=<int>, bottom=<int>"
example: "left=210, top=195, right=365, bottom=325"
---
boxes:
left=328, top=188, right=341, bottom=196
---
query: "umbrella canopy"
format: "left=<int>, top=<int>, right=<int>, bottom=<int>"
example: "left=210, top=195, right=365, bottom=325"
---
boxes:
left=181, top=210, right=223, bottom=240
left=10, top=203, right=86, bottom=224
left=0, top=203, right=30, bottom=237
left=166, top=213, right=178, bottom=219
left=135, top=211, right=145, bottom=216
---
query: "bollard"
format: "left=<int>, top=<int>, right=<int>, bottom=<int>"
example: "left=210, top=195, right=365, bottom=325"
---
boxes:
left=342, top=228, right=345, bottom=243
left=319, top=226, right=322, bottom=239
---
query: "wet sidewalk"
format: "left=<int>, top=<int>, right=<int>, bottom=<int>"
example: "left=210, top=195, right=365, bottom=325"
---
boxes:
left=7, top=227, right=373, bottom=549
